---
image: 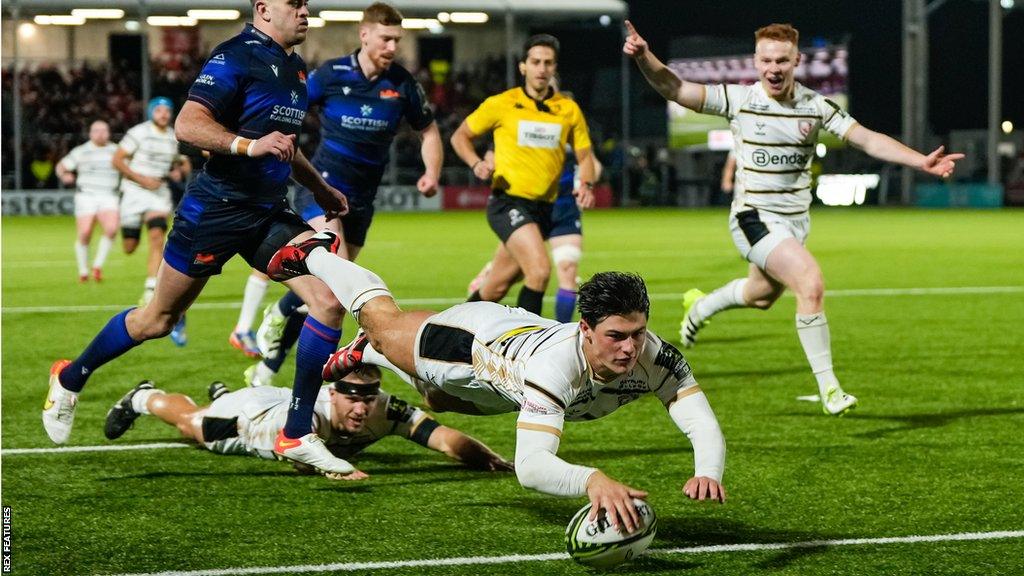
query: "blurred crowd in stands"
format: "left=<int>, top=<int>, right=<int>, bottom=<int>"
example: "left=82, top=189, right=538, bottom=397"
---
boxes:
left=2, top=57, right=627, bottom=195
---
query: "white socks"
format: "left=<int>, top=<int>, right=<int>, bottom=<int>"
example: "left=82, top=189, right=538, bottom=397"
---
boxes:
left=305, top=248, right=392, bottom=319
left=131, top=388, right=160, bottom=415
left=795, top=312, right=839, bottom=396
left=75, top=242, right=90, bottom=276
left=93, top=236, right=114, bottom=270
left=236, top=274, right=269, bottom=332
left=693, top=279, right=748, bottom=323
left=363, top=342, right=415, bottom=387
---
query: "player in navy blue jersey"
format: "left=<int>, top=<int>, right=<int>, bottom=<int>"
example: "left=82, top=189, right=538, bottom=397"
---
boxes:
left=249, top=2, right=443, bottom=385
left=44, top=0, right=363, bottom=477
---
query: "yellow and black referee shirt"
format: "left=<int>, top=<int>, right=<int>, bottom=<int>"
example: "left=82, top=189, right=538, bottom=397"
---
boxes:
left=465, top=87, right=592, bottom=203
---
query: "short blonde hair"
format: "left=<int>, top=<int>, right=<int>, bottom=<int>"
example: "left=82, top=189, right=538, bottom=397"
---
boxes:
left=362, top=2, right=403, bottom=26
left=755, top=23, right=799, bottom=47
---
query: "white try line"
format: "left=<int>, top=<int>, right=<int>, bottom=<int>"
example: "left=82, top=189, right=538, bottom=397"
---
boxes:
left=102, top=530, right=1024, bottom=576
left=1, top=442, right=191, bottom=455
left=3, top=285, right=1022, bottom=315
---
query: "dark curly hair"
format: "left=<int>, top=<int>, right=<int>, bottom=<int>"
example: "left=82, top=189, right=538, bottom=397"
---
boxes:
left=577, top=272, right=650, bottom=327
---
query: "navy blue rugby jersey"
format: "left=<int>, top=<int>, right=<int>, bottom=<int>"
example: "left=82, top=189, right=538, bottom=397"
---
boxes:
left=186, top=24, right=308, bottom=203
left=307, top=51, right=433, bottom=175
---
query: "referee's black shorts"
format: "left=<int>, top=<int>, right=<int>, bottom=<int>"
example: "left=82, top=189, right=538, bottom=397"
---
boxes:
left=486, top=191, right=554, bottom=243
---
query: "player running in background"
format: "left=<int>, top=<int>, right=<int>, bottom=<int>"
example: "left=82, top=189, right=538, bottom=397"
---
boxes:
left=451, top=34, right=595, bottom=317
left=113, top=97, right=191, bottom=305
left=103, top=365, right=512, bottom=478
left=45, top=0, right=361, bottom=477
left=260, top=241, right=726, bottom=533
left=467, top=144, right=603, bottom=323
left=251, top=1, right=442, bottom=371
left=56, top=120, right=121, bottom=283
left=624, top=21, right=963, bottom=415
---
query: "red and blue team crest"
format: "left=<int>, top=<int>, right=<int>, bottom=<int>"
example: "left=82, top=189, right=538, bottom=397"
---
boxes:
left=379, top=88, right=400, bottom=99
left=298, top=70, right=307, bottom=84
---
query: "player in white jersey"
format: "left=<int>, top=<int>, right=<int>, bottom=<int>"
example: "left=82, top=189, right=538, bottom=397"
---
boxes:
left=267, top=245, right=727, bottom=533
left=624, top=21, right=964, bottom=415
left=56, top=120, right=121, bottom=283
left=103, top=365, right=512, bottom=479
left=113, top=97, right=192, bottom=308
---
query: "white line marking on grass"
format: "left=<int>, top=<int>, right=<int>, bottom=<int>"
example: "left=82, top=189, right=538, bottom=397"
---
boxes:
left=3, top=286, right=1022, bottom=315
left=102, top=530, right=1024, bottom=576
left=2, top=442, right=191, bottom=455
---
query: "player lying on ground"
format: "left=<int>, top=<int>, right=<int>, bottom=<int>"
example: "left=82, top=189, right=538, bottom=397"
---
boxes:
left=624, top=21, right=964, bottom=415
left=264, top=242, right=726, bottom=532
left=104, top=365, right=512, bottom=479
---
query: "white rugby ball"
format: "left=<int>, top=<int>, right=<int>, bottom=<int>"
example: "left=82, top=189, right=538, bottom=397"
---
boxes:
left=565, top=498, right=657, bottom=569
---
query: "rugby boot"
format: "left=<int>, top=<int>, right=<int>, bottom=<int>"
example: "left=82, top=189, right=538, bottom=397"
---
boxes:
left=266, top=231, right=340, bottom=281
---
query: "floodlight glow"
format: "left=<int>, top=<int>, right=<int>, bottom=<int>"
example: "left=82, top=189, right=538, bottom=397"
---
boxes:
left=402, top=18, right=441, bottom=29
left=307, top=17, right=325, bottom=27
left=147, top=16, right=198, bottom=27
left=1002, top=121, right=1013, bottom=134
left=71, top=9, right=125, bottom=19
left=449, top=12, right=488, bottom=23
left=17, top=23, right=37, bottom=38
left=34, top=15, right=87, bottom=25
left=319, top=11, right=363, bottom=21
left=187, top=10, right=241, bottom=20
left=816, top=174, right=879, bottom=206
left=1000, top=0, right=1014, bottom=9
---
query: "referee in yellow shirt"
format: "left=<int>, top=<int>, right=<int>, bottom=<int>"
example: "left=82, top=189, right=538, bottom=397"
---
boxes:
left=451, top=34, right=596, bottom=316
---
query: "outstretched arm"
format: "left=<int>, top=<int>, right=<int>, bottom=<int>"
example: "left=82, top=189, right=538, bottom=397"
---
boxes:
left=665, top=385, right=727, bottom=503
left=425, top=423, right=513, bottom=471
left=623, top=20, right=706, bottom=110
left=846, top=125, right=964, bottom=178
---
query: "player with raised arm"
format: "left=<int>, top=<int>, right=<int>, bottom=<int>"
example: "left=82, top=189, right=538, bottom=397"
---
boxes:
left=251, top=1, right=442, bottom=375
left=624, top=21, right=963, bottom=415
left=45, top=0, right=363, bottom=478
left=103, top=366, right=512, bottom=478
left=56, top=120, right=121, bottom=283
left=257, top=241, right=726, bottom=533
left=451, top=34, right=595, bottom=317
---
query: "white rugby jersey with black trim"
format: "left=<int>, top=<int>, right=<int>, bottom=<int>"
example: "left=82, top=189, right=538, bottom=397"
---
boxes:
left=59, top=142, right=120, bottom=197
left=702, top=81, right=857, bottom=215
left=450, top=306, right=702, bottom=423
left=231, top=386, right=430, bottom=459
left=117, top=121, right=181, bottom=194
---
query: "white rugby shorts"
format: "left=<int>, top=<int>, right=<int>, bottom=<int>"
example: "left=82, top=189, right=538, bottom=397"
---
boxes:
left=413, top=303, right=522, bottom=415
left=74, top=193, right=119, bottom=217
left=119, top=184, right=172, bottom=228
left=729, top=208, right=810, bottom=269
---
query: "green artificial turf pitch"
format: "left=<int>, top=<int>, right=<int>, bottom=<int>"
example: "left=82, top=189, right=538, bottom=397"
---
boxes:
left=2, top=208, right=1023, bottom=575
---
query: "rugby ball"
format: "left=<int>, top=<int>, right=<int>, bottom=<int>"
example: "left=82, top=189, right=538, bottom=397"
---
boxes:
left=565, top=498, right=657, bottom=569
